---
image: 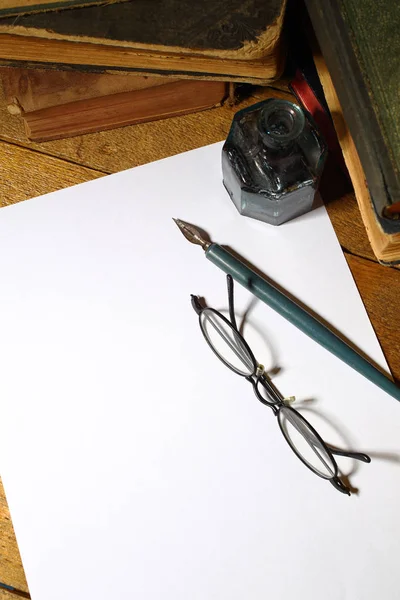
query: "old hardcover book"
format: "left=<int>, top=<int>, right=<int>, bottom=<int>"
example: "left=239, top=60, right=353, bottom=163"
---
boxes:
left=0, top=67, right=180, bottom=113
left=0, top=0, right=128, bottom=17
left=305, top=0, right=400, bottom=264
left=3, top=69, right=228, bottom=142
left=0, top=0, right=287, bottom=84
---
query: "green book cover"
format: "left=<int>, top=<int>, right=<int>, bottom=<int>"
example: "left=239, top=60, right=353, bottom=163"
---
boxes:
left=306, top=0, right=400, bottom=237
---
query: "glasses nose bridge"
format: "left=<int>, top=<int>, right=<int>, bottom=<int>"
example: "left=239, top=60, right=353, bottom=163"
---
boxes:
left=247, top=373, right=280, bottom=412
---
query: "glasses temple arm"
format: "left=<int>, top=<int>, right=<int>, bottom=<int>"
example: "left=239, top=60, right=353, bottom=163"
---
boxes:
left=191, top=294, right=204, bottom=315
left=327, top=446, right=371, bottom=463
left=330, top=477, right=351, bottom=495
left=191, top=274, right=238, bottom=330
left=226, top=274, right=238, bottom=331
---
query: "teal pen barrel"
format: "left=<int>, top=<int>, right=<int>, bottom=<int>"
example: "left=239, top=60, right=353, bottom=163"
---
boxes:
left=206, top=243, right=400, bottom=402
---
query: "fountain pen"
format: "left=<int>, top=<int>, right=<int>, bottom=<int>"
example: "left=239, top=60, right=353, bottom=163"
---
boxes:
left=174, top=218, right=400, bottom=403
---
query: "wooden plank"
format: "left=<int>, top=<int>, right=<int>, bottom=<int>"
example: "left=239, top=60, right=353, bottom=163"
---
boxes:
left=345, top=254, right=400, bottom=383
left=0, top=588, right=29, bottom=600
left=0, top=480, right=28, bottom=594
left=0, top=140, right=103, bottom=206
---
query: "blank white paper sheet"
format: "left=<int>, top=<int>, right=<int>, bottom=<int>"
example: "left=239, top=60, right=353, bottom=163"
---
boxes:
left=0, top=142, right=400, bottom=600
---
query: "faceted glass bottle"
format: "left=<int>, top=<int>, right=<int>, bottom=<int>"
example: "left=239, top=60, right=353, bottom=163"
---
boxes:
left=222, top=99, right=327, bottom=225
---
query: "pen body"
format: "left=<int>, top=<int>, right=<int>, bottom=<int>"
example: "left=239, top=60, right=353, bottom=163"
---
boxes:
left=206, top=243, right=400, bottom=402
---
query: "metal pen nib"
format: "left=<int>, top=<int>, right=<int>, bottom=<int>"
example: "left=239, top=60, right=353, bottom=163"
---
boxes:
left=173, top=218, right=211, bottom=251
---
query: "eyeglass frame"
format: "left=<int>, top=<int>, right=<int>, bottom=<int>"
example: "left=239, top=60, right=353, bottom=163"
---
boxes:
left=190, top=274, right=371, bottom=496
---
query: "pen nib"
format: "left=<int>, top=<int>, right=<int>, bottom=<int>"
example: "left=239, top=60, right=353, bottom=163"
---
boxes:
left=173, top=218, right=211, bottom=251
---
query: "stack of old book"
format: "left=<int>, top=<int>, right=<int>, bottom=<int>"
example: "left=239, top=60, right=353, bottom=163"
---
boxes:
left=0, top=0, right=287, bottom=141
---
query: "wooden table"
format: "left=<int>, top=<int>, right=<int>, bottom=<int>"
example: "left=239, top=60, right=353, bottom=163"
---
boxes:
left=1, top=78, right=399, bottom=599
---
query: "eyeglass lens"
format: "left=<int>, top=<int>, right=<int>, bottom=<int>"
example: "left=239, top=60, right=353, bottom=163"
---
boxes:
left=279, top=407, right=336, bottom=478
left=200, top=308, right=255, bottom=376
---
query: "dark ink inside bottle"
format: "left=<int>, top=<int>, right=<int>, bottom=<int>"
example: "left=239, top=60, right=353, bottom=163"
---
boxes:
left=222, top=99, right=327, bottom=225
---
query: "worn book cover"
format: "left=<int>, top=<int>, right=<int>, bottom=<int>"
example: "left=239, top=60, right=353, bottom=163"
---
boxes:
left=0, top=0, right=128, bottom=17
left=0, top=67, right=179, bottom=113
left=0, top=0, right=287, bottom=84
left=305, top=0, right=400, bottom=256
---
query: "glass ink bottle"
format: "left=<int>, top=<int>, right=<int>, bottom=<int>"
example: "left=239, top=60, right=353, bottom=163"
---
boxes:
left=222, top=98, right=327, bottom=225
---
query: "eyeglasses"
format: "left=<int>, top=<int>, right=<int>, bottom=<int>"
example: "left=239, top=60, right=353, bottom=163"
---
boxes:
left=191, top=274, right=371, bottom=495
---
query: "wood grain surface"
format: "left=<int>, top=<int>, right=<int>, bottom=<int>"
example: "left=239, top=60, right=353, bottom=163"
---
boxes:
left=1, top=76, right=399, bottom=599
left=345, top=255, right=400, bottom=381
left=0, top=141, right=102, bottom=206
left=0, top=479, right=28, bottom=595
left=0, top=589, right=29, bottom=600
